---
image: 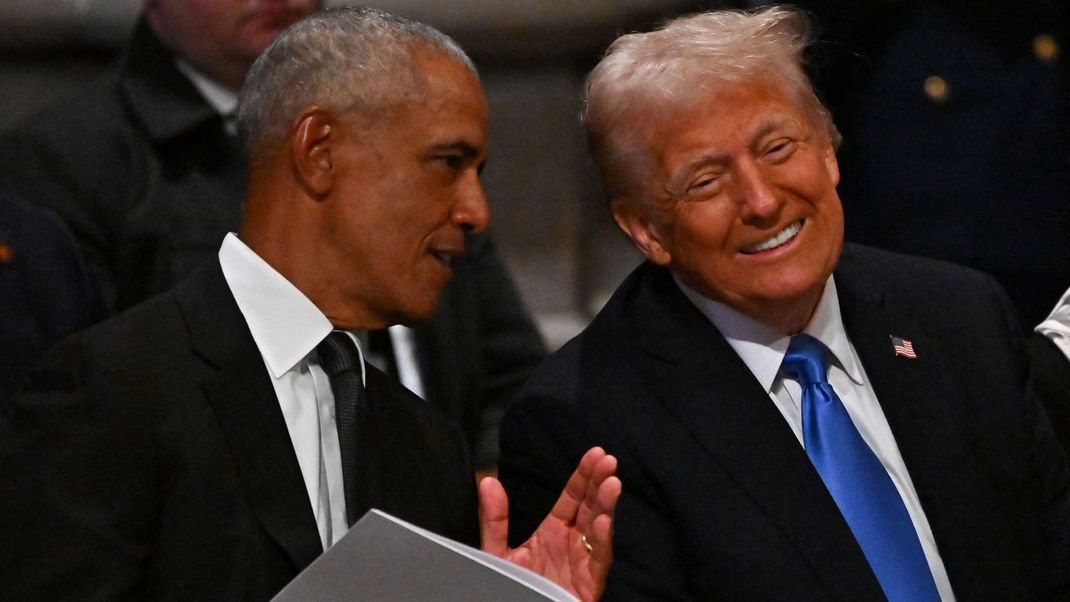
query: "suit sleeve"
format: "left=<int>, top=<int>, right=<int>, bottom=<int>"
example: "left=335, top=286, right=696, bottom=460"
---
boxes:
left=1027, top=333, right=1070, bottom=457
left=0, top=337, right=158, bottom=600
left=983, top=275, right=1070, bottom=595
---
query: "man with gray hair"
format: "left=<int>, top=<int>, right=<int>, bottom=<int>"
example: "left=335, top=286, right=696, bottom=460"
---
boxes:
left=0, top=8, right=618, bottom=600
left=500, top=6, right=1070, bottom=600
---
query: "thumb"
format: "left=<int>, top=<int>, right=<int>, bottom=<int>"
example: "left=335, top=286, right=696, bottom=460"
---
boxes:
left=478, top=476, right=511, bottom=557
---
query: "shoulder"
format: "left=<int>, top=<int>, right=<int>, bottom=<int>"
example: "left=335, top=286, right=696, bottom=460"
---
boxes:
left=838, top=243, right=997, bottom=287
left=837, top=243, right=1015, bottom=321
left=3, top=265, right=244, bottom=435
left=520, top=262, right=686, bottom=413
left=27, top=288, right=187, bottom=384
left=19, top=264, right=231, bottom=396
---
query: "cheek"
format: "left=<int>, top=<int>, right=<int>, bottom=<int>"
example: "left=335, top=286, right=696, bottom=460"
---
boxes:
left=670, top=203, right=736, bottom=256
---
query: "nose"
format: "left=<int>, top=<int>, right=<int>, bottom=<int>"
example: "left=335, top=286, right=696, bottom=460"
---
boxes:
left=451, top=170, right=490, bottom=235
left=735, top=158, right=781, bottom=225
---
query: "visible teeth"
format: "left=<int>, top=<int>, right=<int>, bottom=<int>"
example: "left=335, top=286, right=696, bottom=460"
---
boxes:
left=742, top=220, right=802, bottom=254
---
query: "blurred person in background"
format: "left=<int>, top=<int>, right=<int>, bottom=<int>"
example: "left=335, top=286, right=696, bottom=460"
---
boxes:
left=770, top=0, right=1070, bottom=328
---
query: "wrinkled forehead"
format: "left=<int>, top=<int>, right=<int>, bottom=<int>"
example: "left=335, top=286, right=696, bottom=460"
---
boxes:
left=639, top=73, right=820, bottom=143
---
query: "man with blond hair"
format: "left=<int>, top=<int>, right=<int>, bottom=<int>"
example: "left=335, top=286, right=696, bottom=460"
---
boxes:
left=501, top=6, right=1070, bottom=600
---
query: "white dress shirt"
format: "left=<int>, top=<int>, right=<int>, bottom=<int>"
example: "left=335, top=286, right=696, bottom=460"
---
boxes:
left=677, top=275, right=955, bottom=601
left=219, top=233, right=362, bottom=550
left=1036, top=286, right=1070, bottom=362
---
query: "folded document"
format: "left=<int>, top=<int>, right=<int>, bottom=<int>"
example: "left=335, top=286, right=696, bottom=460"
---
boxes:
left=273, top=508, right=579, bottom=601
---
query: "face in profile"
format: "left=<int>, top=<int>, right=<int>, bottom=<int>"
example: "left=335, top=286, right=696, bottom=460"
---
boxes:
left=613, top=78, right=844, bottom=331
left=321, top=51, right=490, bottom=329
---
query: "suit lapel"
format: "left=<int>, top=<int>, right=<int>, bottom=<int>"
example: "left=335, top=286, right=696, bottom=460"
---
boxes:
left=357, top=367, right=480, bottom=545
left=175, top=264, right=324, bottom=572
left=629, top=265, right=884, bottom=599
left=834, top=247, right=1006, bottom=597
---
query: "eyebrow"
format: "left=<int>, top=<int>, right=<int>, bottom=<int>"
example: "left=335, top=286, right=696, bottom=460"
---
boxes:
left=751, top=114, right=800, bottom=142
left=666, top=155, right=724, bottom=194
left=430, top=141, right=483, bottom=160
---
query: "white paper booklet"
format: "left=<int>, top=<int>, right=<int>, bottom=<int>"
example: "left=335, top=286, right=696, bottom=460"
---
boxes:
left=273, top=508, right=580, bottom=601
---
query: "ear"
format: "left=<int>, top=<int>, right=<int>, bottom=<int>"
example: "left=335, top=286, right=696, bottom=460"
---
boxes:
left=290, top=107, right=336, bottom=197
left=822, top=137, right=840, bottom=188
left=611, top=197, right=672, bottom=266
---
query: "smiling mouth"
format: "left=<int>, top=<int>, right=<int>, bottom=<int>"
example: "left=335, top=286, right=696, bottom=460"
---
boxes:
left=741, top=220, right=803, bottom=255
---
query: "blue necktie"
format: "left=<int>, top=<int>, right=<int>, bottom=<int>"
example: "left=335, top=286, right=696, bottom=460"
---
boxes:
left=782, top=334, right=940, bottom=601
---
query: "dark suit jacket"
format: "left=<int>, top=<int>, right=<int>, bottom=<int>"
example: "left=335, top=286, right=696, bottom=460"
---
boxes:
left=0, top=21, right=544, bottom=465
left=0, top=193, right=101, bottom=403
left=500, top=244, right=1070, bottom=600
left=0, top=262, right=478, bottom=600
left=1027, top=332, right=1070, bottom=456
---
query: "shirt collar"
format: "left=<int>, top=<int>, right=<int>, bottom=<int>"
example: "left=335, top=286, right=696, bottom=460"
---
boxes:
left=218, top=233, right=333, bottom=379
left=675, top=275, right=864, bottom=392
left=175, top=59, right=239, bottom=117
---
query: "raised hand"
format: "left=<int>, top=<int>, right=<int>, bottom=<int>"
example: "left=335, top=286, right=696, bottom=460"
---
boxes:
left=479, top=447, right=621, bottom=602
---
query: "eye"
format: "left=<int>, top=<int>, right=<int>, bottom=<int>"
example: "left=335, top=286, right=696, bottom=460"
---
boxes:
left=763, top=139, right=796, bottom=161
left=438, top=154, right=464, bottom=172
left=692, top=176, right=714, bottom=189
left=687, top=172, right=722, bottom=195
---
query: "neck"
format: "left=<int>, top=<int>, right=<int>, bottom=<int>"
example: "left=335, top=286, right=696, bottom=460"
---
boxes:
left=754, top=300, right=819, bottom=336
left=724, top=287, right=824, bottom=336
left=240, top=183, right=386, bottom=332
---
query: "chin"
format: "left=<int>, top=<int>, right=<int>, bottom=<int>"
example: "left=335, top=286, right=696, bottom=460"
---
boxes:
left=393, top=299, right=440, bottom=328
left=742, top=259, right=824, bottom=293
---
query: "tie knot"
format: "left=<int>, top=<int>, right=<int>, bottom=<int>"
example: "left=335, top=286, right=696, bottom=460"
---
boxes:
left=317, top=331, right=360, bottom=379
left=782, top=334, right=830, bottom=386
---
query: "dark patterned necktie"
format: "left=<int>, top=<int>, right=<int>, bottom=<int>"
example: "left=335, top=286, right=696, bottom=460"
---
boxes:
left=316, top=331, right=365, bottom=526
left=782, top=334, right=939, bottom=601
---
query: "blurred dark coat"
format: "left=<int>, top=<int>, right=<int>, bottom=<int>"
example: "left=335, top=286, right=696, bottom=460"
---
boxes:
left=0, top=193, right=101, bottom=403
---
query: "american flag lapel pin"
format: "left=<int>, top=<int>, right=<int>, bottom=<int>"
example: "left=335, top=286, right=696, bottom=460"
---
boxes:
left=890, top=335, right=918, bottom=359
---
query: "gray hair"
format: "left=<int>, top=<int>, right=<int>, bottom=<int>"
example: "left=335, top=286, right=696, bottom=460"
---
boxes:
left=583, top=5, right=838, bottom=200
left=238, top=6, right=477, bottom=161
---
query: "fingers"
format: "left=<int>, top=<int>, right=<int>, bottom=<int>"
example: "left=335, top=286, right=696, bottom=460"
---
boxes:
left=572, top=456, right=620, bottom=602
left=585, top=476, right=620, bottom=564
left=587, top=454, right=619, bottom=520
left=572, top=450, right=618, bottom=535
left=549, top=446, right=609, bottom=524
left=477, top=476, right=510, bottom=558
